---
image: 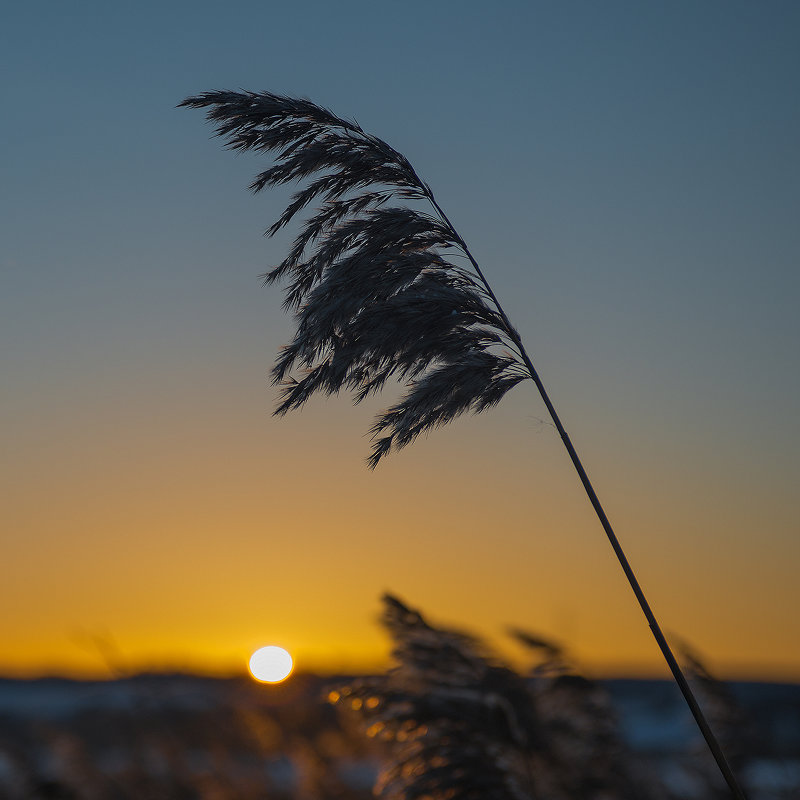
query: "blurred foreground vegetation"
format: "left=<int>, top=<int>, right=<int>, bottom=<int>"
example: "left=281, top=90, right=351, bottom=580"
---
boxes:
left=0, top=597, right=797, bottom=799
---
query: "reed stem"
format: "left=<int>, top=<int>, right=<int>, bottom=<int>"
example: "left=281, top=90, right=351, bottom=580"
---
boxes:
left=426, top=189, right=748, bottom=800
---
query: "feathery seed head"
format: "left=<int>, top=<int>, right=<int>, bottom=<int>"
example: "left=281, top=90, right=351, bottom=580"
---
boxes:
left=181, top=90, right=530, bottom=465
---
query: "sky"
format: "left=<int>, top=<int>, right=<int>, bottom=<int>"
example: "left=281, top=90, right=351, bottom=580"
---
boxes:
left=2, top=1, right=799, bottom=681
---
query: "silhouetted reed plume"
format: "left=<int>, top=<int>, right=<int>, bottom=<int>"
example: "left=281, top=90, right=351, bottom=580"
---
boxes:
left=180, top=91, right=527, bottom=468
left=181, top=90, right=746, bottom=798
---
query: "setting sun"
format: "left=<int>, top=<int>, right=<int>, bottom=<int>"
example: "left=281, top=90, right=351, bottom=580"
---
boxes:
left=249, top=646, right=293, bottom=683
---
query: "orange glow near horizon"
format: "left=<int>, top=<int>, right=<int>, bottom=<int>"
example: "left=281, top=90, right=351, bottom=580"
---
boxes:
left=2, top=389, right=800, bottom=683
left=2, top=393, right=799, bottom=685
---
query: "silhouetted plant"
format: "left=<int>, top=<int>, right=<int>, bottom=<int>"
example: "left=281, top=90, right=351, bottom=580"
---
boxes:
left=332, top=595, right=650, bottom=800
left=182, top=90, right=746, bottom=798
left=179, top=91, right=527, bottom=468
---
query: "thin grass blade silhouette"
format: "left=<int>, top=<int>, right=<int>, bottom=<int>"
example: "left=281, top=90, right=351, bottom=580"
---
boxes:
left=181, top=89, right=747, bottom=799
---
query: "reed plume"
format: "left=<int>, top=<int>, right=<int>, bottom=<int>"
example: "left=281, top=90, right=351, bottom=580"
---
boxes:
left=181, top=89, right=746, bottom=798
left=332, top=594, right=647, bottom=800
left=179, top=90, right=527, bottom=468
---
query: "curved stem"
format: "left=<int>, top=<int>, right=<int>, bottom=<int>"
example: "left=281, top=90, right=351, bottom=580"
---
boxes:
left=426, top=189, right=748, bottom=800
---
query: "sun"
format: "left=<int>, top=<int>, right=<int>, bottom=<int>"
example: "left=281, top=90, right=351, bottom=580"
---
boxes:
left=249, top=645, right=293, bottom=683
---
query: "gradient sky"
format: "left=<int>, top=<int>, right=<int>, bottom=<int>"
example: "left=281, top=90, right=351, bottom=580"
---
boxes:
left=2, top=1, right=799, bottom=680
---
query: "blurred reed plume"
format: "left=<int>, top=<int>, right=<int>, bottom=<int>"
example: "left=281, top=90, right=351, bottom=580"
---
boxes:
left=678, top=642, right=753, bottom=799
left=333, top=594, right=650, bottom=800
left=181, top=90, right=746, bottom=797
